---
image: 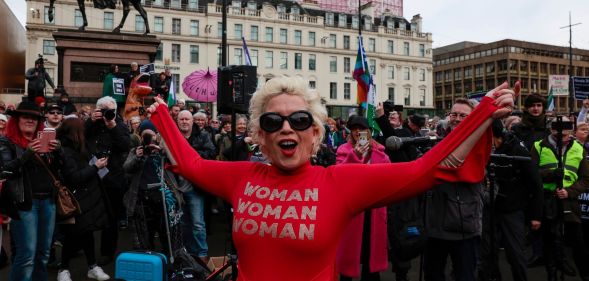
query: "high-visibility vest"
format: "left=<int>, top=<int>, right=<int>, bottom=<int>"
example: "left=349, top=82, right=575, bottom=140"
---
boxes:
left=534, top=140, right=584, bottom=191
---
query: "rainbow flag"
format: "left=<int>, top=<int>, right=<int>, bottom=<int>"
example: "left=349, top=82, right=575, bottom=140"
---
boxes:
left=353, top=35, right=370, bottom=106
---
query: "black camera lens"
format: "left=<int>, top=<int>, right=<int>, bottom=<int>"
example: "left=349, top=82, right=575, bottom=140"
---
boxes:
left=101, top=109, right=116, bottom=121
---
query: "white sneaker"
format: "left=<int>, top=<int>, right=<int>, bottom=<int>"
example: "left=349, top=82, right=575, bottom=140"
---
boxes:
left=57, top=269, right=72, bottom=281
left=87, top=266, right=111, bottom=280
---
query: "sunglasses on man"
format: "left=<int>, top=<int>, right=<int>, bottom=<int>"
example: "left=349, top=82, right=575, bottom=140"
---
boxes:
left=259, top=111, right=314, bottom=133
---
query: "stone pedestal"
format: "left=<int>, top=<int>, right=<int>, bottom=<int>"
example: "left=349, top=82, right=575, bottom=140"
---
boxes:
left=52, top=29, right=160, bottom=104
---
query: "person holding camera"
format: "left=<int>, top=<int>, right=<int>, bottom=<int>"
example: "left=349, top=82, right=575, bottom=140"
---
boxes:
left=532, top=116, right=589, bottom=281
left=25, top=57, right=55, bottom=103
left=478, top=120, right=543, bottom=281
left=85, top=96, right=131, bottom=265
left=123, top=120, right=174, bottom=256
left=335, top=115, right=389, bottom=281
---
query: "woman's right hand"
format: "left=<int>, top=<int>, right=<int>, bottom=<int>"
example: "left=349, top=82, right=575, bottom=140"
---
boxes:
left=27, top=139, right=41, bottom=153
left=95, top=157, right=108, bottom=169
left=147, top=95, right=168, bottom=115
left=354, top=141, right=370, bottom=158
left=135, top=146, right=144, bottom=157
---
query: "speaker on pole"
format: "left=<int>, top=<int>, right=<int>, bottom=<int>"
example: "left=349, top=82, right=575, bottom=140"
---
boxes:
left=217, top=65, right=257, bottom=114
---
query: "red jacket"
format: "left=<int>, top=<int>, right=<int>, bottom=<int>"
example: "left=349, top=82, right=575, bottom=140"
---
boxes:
left=335, top=140, right=389, bottom=277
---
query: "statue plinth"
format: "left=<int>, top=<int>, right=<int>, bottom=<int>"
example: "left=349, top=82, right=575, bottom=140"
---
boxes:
left=52, top=29, right=160, bottom=104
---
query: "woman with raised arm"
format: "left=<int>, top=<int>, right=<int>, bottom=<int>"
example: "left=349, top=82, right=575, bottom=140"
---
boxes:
left=148, top=76, right=518, bottom=281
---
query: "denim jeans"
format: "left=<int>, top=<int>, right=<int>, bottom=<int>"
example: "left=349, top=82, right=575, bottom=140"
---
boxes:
left=9, top=198, right=56, bottom=281
left=182, top=189, right=208, bottom=257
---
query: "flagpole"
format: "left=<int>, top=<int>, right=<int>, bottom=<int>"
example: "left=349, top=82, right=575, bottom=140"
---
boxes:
left=358, top=0, right=364, bottom=116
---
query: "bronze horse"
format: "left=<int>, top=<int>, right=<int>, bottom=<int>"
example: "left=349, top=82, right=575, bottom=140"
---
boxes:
left=48, top=0, right=150, bottom=35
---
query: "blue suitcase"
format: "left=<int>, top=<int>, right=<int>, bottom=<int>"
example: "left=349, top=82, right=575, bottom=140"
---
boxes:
left=115, top=251, right=168, bottom=281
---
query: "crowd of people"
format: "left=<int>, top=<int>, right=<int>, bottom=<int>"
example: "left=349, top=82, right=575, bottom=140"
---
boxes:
left=0, top=73, right=587, bottom=281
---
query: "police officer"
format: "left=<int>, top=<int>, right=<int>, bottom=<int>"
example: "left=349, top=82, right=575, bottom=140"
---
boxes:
left=532, top=116, right=589, bottom=281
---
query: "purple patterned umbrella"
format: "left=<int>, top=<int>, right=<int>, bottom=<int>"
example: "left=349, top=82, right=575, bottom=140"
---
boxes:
left=182, top=68, right=217, bottom=102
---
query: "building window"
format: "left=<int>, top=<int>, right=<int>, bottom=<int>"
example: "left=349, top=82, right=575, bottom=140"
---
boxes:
left=172, top=74, right=180, bottom=94
left=277, top=4, right=286, bottom=13
left=309, top=81, right=316, bottom=89
left=329, top=34, right=336, bottom=48
left=292, top=6, right=300, bottom=15
left=251, top=25, right=258, bottom=41
left=279, top=29, right=288, bottom=44
left=250, top=49, right=258, bottom=66
left=234, top=48, right=243, bottom=65
left=403, top=42, right=410, bottom=55
left=135, top=15, right=145, bottom=32
left=217, top=22, right=223, bottom=38
left=344, top=83, right=351, bottom=100
left=190, top=45, right=199, bottom=63
left=170, top=0, right=181, bottom=9
left=190, top=20, right=199, bottom=36
left=343, top=35, right=350, bottom=50
left=330, top=56, right=337, bottom=72
left=265, top=27, right=273, bottom=42
left=364, top=17, right=372, bottom=30
left=188, top=0, right=198, bottom=10
left=217, top=47, right=222, bottom=65
left=486, top=62, right=495, bottom=73
left=309, top=54, right=316, bottom=71
left=153, top=0, right=163, bottom=6
left=278, top=52, right=288, bottom=69
left=326, top=12, right=334, bottom=25
left=265, top=51, right=273, bottom=68
left=294, top=30, right=302, bottom=45
left=420, top=89, right=426, bottom=106
left=172, top=18, right=181, bottom=34
left=388, top=87, right=395, bottom=101
left=344, top=57, right=351, bottom=73
left=369, top=59, right=376, bottom=75
left=404, top=67, right=410, bottom=80
left=295, top=53, right=302, bottom=70
left=388, top=66, right=395, bottom=79
left=404, top=88, right=411, bottom=106
left=309, top=31, right=316, bottom=46
left=43, top=40, right=55, bottom=55
left=154, top=16, right=163, bottom=33
left=74, top=9, right=83, bottom=27
left=368, top=38, right=376, bottom=52
left=102, top=12, right=114, bottom=29
left=419, top=69, right=425, bottom=81
left=330, top=82, right=337, bottom=99
left=234, top=24, right=243, bottom=39
left=419, top=44, right=425, bottom=57
left=155, top=43, right=163, bottom=61
left=172, top=44, right=181, bottom=62
left=339, top=14, right=347, bottom=27
left=387, top=40, right=394, bottom=54
left=352, top=16, right=359, bottom=29
left=44, top=7, right=54, bottom=24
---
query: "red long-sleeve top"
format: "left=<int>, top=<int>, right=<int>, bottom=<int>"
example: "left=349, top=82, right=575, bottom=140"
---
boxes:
left=151, top=97, right=497, bottom=281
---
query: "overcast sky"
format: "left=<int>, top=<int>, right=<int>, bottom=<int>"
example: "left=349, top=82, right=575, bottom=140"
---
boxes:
left=6, top=0, right=589, bottom=50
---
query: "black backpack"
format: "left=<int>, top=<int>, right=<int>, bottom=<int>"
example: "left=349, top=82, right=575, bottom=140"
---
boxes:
left=387, top=196, right=427, bottom=261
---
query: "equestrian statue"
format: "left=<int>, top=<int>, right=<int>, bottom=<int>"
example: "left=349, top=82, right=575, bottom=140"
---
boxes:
left=48, top=0, right=150, bottom=35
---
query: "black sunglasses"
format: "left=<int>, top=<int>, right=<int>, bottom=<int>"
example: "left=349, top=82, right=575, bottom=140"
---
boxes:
left=260, top=111, right=314, bottom=133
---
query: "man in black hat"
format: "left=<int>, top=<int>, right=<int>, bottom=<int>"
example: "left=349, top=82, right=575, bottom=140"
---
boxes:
left=25, top=56, right=55, bottom=103
left=44, top=104, right=63, bottom=129
left=56, top=92, right=77, bottom=116
left=512, top=94, right=550, bottom=151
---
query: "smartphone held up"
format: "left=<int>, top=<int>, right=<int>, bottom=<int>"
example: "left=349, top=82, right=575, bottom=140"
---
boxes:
left=37, top=128, right=56, bottom=153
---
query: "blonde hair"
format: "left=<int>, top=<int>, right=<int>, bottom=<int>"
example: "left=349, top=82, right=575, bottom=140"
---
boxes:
left=249, top=76, right=327, bottom=154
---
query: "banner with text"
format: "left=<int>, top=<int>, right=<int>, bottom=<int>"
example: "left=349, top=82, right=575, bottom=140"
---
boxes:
left=573, top=76, right=589, bottom=100
left=549, top=75, right=569, bottom=96
left=113, top=78, right=125, bottom=96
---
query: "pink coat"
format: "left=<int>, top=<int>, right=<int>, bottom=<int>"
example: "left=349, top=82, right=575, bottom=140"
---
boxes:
left=335, top=140, right=389, bottom=277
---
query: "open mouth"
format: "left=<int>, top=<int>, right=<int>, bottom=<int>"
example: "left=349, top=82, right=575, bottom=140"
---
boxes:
left=279, top=140, right=298, bottom=154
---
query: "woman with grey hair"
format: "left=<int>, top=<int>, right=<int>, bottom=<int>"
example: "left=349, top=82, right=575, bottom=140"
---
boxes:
left=148, top=76, right=519, bottom=281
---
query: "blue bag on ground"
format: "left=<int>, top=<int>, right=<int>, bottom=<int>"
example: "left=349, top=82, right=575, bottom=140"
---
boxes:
left=115, top=251, right=168, bottom=281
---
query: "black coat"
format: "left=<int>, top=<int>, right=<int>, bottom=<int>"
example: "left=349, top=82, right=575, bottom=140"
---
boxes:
left=60, top=142, right=110, bottom=233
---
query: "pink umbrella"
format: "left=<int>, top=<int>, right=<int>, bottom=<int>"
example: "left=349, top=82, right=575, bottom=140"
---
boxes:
left=182, top=68, right=218, bottom=102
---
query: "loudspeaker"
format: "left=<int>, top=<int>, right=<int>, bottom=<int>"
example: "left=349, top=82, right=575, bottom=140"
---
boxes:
left=217, top=65, right=257, bottom=114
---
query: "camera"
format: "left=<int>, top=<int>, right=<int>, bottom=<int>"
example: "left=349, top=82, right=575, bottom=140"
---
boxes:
left=142, top=134, right=157, bottom=155
left=383, top=100, right=404, bottom=116
left=95, top=150, right=111, bottom=159
left=101, top=108, right=116, bottom=121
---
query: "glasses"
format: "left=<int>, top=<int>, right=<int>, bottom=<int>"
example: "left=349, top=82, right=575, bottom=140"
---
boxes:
left=449, top=112, right=468, bottom=119
left=47, top=111, right=62, bottom=115
left=259, top=111, right=314, bottom=133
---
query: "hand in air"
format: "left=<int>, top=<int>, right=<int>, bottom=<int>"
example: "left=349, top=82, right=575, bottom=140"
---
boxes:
left=486, top=81, right=520, bottom=119
left=147, top=96, right=168, bottom=115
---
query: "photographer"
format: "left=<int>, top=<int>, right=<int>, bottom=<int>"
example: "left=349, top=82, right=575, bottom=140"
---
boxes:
left=85, top=96, right=131, bottom=265
left=479, top=120, right=543, bottom=281
left=25, top=56, right=55, bottom=103
left=532, top=116, right=589, bottom=281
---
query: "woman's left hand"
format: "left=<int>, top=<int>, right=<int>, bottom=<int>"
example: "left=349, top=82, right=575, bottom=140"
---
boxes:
left=486, top=81, right=520, bottom=119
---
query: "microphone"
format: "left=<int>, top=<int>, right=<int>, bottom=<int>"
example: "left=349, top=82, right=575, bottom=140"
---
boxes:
left=385, top=135, right=441, bottom=151
left=489, top=154, right=531, bottom=162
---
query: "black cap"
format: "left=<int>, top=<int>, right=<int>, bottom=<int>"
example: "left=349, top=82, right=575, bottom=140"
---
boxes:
left=409, top=114, right=426, bottom=128
left=6, top=101, right=45, bottom=119
left=139, top=120, right=157, bottom=135
left=346, top=115, right=369, bottom=129
left=46, top=104, right=62, bottom=113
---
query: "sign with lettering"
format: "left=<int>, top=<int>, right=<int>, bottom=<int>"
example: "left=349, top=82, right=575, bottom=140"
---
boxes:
left=113, top=78, right=125, bottom=96
left=573, top=76, right=589, bottom=100
left=549, top=75, right=569, bottom=96
left=580, top=191, right=589, bottom=220
left=140, top=63, right=155, bottom=74
left=467, top=90, right=486, bottom=102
